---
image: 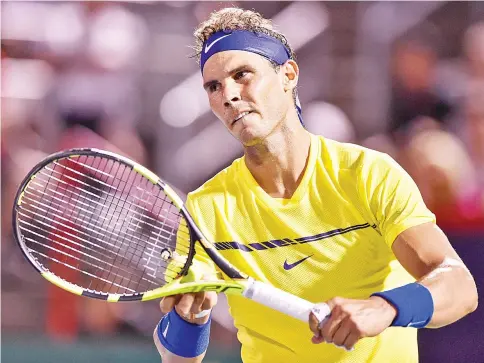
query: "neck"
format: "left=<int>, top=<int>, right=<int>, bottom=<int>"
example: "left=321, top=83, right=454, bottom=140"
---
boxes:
left=244, top=121, right=311, bottom=199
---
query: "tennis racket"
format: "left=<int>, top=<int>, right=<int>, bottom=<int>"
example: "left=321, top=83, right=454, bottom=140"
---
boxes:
left=12, top=148, right=330, bottom=323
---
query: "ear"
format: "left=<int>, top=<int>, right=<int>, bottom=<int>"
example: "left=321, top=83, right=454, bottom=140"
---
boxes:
left=282, top=60, right=299, bottom=92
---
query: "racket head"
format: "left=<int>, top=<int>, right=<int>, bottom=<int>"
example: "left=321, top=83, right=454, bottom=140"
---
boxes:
left=12, top=148, right=199, bottom=301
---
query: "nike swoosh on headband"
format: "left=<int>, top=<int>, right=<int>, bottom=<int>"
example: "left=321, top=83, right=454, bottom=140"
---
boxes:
left=204, top=33, right=232, bottom=53
left=283, top=254, right=313, bottom=270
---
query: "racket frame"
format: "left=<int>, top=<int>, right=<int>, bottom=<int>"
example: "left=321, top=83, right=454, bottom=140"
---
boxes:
left=12, top=148, right=200, bottom=302
left=12, top=148, right=324, bottom=324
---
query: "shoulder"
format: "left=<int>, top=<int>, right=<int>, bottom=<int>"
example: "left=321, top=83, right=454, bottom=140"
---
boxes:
left=315, top=135, right=395, bottom=173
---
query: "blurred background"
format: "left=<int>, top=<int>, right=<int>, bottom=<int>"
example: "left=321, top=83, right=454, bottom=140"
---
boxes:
left=1, top=1, right=484, bottom=362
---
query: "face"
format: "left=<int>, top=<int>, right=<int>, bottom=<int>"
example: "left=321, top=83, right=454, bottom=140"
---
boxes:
left=202, top=50, right=297, bottom=146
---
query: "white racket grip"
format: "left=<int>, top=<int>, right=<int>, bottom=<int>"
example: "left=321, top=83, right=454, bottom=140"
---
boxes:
left=242, top=279, right=323, bottom=322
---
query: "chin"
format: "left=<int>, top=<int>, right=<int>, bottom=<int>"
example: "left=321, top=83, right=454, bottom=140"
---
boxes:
left=240, top=138, right=260, bottom=147
left=238, top=129, right=267, bottom=147
left=232, top=117, right=273, bottom=145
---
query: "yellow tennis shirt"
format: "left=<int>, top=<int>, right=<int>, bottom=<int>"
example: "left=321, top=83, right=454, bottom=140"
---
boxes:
left=186, top=133, right=436, bottom=363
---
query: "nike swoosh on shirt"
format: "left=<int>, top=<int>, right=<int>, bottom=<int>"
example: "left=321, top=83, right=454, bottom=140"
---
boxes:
left=205, top=33, right=232, bottom=53
left=283, top=254, right=313, bottom=270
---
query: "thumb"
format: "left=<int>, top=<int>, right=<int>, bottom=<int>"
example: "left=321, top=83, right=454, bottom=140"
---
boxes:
left=309, top=302, right=331, bottom=333
left=159, top=295, right=181, bottom=314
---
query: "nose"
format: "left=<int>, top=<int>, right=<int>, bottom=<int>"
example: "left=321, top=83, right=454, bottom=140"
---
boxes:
left=224, top=95, right=241, bottom=108
left=223, top=82, right=241, bottom=108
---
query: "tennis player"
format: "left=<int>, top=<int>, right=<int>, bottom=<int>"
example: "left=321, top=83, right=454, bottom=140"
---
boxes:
left=154, top=8, right=478, bottom=363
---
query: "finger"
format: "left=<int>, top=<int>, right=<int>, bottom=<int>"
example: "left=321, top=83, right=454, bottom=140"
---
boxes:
left=321, top=310, right=345, bottom=344
left=159, top=295, right=180, bottom=314
left=190, top=292, right=207, bottom=314
left=176, top=293, right=196, bottom=316
left=190, top=291, right=218, bottom=314
left=311, top=331, right=325, bottom=344
left=309, top=303, right=331, bottom=334
left=342, top=331, right=359, bottom=352
left=309, top=303, right=331, bottom=344
left=309, top=312, right=320, bottom=335
left=332, top=317, right=351, bottom=347
left=200, top=291, right=218, bottom=310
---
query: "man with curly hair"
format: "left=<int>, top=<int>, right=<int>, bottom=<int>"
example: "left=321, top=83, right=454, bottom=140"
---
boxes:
left=153, top=7, right=477, bottom=363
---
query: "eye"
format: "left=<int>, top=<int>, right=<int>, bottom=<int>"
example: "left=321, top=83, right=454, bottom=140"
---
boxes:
left=208, top=83, right=220, bottom=93
left=234, top=70, right=249, bottom=80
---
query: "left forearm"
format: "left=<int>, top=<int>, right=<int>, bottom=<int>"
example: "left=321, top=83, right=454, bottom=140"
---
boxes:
left=418, top=258, right=478, bottom=328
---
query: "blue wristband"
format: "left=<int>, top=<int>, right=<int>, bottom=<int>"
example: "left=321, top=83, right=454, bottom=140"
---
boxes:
left=157, top=309, right=211, bottom=358
left=371, top=282, right=434, bottom=328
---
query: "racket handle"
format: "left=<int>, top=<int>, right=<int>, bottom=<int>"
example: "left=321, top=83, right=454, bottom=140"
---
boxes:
left=242, top=279, right=330, bottom=322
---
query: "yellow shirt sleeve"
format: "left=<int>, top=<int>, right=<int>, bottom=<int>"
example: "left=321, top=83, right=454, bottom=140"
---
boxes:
left=357, top=153, right=436, bottom=247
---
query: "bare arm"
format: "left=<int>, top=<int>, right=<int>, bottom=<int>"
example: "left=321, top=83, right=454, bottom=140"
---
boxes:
left=392, top=222, right=478, bottom=328
left=308, top=221, right=478, bottom=350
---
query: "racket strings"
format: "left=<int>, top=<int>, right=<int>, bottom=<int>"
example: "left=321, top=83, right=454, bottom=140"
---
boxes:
left=41, top=159, right=189, bottom=246
left=51, top=157, right=183, bottom=226
left=21, top=229, right=159, bottom=289
left=30, top=248, right=139, bottom=293
left=22, top=180, right=189, bottom=256
left=27, top=162, right=187, bottom=292
left=20, top=159, right=149, bottom=292
left=40, top=164, right=186, bottom=229
left=16, top=210, right=177, bottom=286
left=17, top=155, right=191, bottom=295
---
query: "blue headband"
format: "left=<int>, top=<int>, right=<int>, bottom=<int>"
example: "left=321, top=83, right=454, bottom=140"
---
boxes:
left=200, top=30, right=291, bottom=72
left=200, top=30, right=303, bottom=124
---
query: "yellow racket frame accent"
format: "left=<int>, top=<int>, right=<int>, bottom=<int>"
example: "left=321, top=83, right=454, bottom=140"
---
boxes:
left=17, top=175, right=37, bottom=206
left=142, top=279, right=246, bottom=301
left=42, top=271, right=83, bottom=296
left=41, top=269, right=245, bottom=302
left=163, top=184, right=184, bottom=210
left=133, top=164, right=160, bottom=184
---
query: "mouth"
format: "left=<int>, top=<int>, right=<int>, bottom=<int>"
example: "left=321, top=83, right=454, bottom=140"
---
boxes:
left=231, top=111, right=253, bottom=125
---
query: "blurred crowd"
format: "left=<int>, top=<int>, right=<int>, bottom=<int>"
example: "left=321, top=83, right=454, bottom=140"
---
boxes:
left=1, top=0, right=483, bottom=351
left=364, top=20, right=484, bottom=232
left=2, top=1, right=171, bottom=345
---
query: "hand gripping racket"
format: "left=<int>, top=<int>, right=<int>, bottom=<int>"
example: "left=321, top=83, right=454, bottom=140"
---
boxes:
left=12, top=148, right=330, bottom=323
